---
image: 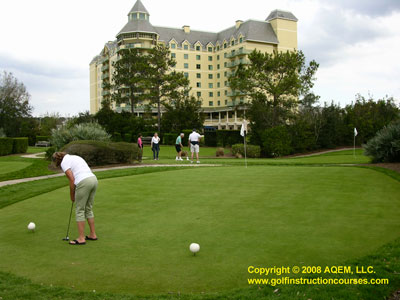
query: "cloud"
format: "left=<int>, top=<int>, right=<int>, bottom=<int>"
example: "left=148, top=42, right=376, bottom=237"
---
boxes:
left=319, top=0, right=400, bottom=17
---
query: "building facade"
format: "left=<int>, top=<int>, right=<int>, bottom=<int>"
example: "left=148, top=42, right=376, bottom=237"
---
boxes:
left=90, top=0, right=298, bottom=129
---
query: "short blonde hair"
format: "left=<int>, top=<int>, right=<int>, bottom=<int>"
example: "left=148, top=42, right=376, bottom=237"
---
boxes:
left=52, top=152, right=67, bottom=167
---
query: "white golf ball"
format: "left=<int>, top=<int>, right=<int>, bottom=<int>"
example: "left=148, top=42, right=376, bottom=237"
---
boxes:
left=27, top=222, right=36, bottom=230
left=189, top=243, right=200, bottom=253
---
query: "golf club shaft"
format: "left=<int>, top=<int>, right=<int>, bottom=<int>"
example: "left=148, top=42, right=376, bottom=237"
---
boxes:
left=65, top=201, right=73, bottom=238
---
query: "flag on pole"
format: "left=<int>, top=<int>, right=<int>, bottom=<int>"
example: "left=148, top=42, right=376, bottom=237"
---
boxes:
left=354, top=128, right=358, bottom=137
left=240, top=120, right=247, bottom=137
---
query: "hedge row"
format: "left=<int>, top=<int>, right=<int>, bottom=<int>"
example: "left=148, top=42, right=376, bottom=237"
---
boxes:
left=204, top=130, right=243, bottom=147
left=61, top=140, right=139, bottom=166
left=0, top=137, right=29, bottom=156
left=231, top=144, right=261, bottom=158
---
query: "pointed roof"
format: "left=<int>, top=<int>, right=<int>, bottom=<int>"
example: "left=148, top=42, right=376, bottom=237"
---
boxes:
left=266, top=9, right=298, bottom=22
left=129, top=0, right=150, bottom=15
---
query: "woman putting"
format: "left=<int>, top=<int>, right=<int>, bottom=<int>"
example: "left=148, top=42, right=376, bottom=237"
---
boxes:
left=52, top=152, right=98, bottom=245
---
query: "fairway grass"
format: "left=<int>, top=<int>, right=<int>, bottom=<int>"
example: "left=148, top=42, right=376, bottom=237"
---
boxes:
left=0, top=166, right=399, bottom=296
left=0, top=161, right=32, bottom=174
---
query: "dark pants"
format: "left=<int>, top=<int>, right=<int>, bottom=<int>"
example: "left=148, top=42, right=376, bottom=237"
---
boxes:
left=152, top=144, right=160, bottom=159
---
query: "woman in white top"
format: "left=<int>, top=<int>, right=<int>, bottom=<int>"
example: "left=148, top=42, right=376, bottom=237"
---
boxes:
left=52, top=152, right=98, bottom=245
left=151, top=132, right=161, bottom=160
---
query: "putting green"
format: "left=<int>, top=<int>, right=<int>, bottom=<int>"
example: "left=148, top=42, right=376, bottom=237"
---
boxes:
left=0, top=166, right=399, bottom=295
left=0, top=161, right=32, bottom=175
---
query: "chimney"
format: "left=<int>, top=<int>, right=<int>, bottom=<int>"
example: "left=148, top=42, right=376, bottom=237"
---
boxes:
left=182, top=25, right=190, bottom=33
left=235, top=20, right=243, bottom=29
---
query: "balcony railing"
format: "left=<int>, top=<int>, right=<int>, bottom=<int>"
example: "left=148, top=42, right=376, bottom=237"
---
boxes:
left=227, top=59, right=250, bottom=68
left=227, top=91, right=247, bottom=97
left=226, top=49, right=251, bottom=58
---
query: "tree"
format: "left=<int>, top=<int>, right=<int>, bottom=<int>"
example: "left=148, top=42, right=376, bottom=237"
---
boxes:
left=144, top=45, right=190, bottom=133
left=161, top=94, right=205, bottom=133
left=0, top=71, right=33, bottom=136
left=109, top=48, right=148, bottom=114
left=229, top=50, right=319, bottom=148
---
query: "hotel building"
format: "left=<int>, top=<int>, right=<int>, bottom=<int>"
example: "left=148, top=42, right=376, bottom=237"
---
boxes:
left=90, top=0, right=298, bottom=129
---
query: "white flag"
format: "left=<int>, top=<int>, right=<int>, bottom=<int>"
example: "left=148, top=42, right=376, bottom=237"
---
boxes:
left=354, top=128, right=358, bottom=137
left=240, top=121, right=247, bottom=137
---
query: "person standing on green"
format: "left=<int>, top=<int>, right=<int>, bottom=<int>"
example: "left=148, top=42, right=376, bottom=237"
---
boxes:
left=175, top=133, right=184, bottom=161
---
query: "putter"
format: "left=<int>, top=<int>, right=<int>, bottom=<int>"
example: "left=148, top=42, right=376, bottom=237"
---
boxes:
left=62, top=202, right=74, bottom=241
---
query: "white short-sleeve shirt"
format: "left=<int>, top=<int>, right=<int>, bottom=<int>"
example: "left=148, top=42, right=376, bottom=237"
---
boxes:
left=61, top=154, right=95, bottom=185
left=189, top=132, right=201, bottom=142
left=151, top=136, right=160, bottom=144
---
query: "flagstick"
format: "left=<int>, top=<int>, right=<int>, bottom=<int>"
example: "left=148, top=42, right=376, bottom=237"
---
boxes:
left=244, top=109, right=247, bottom=168
left=353, top=134, right=356, bottom=158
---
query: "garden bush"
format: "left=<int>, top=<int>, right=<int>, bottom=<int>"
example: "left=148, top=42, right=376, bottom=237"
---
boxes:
left=123, top=133, right=133, bottom=143
left=231, top=144, right=261, bottom=158
left=61, top=140, right=139, bottom=166
left=364, top=120, right=400, bottom=163
left=216, top=130, right=242, bottom=147
left=0, top=137, right=13, bottom=156
left=51, top=123, right=111, bottom=150
left=262, top=126, right=292, bottom=157
left=45, top=147, right=56, bottom=160
left=216, top=147, right=225, bottom=157
left=205, top=131, right=217, bottom=147
left=12, top=138, right=28, bottom=154
left=163, top=133, right=178, bottom=145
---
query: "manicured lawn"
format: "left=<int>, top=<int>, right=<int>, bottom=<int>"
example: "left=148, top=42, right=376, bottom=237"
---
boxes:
left=142, top=145, right=227, bottom=159
left=0, top=161, right=32, bottom=174
left=27, top=146, right=49, bottom=154
left=0, top=156, right=56, bottom=182
left=0, top=166, right=398, bottom=296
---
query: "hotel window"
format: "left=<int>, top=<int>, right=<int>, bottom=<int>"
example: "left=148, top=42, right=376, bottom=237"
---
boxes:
left=196, top=45, right=201, bottom=51
left=224, top=71, right=227, bottom=77
left=209, top=83, right=213, bottom=88
left=197, top=91, right=201, bottom=97
left=196, top=73, right=201, bottom=78
left=217, top=64, right=220, bottom=69
left=208, top=56, right=212, bottom=61
left=224, top=43, right=227, bottom=49
left=217, top=91, right=221, bottom=96
left=208, top=47, right=213, bottom=52
left=171, top=53, right=176, bottom=58
left=209, top=101, right=213, bottom=106
left=240, top=97, right=244, bottom=103
left=139, top=13, right=146, bottom=20
left=217, top=73, right=220, bottom=79
left=217, top=83, right=220, bottom=88
left=225, top=90, right=228, bottom=95
left=217, top=55, right=220, bottom=60
left=208, top=65, right=213, bottom=70
left=208, top=74, right=213, bottom=79
left=196, top=64, right=201, bottom=69
left=184, top=72, right=189, bottom=78
left=217, top=46, right=220, bottom=51
left=224, top=52, right=227, bottom=58
left=231, top=40, right=235, bottom=46
left=184, top=54, right=189, bottom=59
left=217, top=100, right=221, bottom=106
left=224, top=62, right=227, bottom=67
left=184, top=44, right=189, bottom=50
left=239, top=37, right=243, bottom=43
left=209, top=92, right=213, bottom=97
left=196, top=82, right=201, bottom=88
left=196, top=55, right=201, bottom=60
left=184, top=63, right=189, bottom=69
left=225, top=99, right=228, bottom=105
left=171, top=43, right=176, bottom=49
left=224, top=81, right=228, bottom=86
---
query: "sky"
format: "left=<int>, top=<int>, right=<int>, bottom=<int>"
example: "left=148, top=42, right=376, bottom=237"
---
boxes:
left=0, top=0, right=399, bottom=117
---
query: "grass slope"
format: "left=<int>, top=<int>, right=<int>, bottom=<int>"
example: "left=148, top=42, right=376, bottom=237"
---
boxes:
left=0, top=166, right=399, bottom=295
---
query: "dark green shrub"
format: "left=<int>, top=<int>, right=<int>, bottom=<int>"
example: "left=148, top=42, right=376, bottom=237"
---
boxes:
left=205, top=131, right=217, bottom=147
left=45, top=147, right=56, bottom=160
left=216, top=130, right=242, bottom=147
left=12, top=138, right=28, bottom=154
left=61, top=140, right=139, bottom=166
left=0, top=138, right=14, bottom=156
left=231, top=144, right=261, bottom=158
left=112, top=132, right=122, bottom=142
left=364, top=120, right=400, bottom=163
left=181, top=129, right=193, bottom=146
left=262, top=126, right=292, bottom=157
left=123, top=133, right=132, bottom=143
left=36, top=135, right=51, bottom=142
left=163, top=133, right=178, bottom=145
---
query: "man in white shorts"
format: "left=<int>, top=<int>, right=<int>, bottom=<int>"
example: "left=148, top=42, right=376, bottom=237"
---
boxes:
left=188, top=129, right=201, bottom=164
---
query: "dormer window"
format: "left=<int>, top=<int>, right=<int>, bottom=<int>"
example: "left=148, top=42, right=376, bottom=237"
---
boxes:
left=139, top=13, right=146, bottom=20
